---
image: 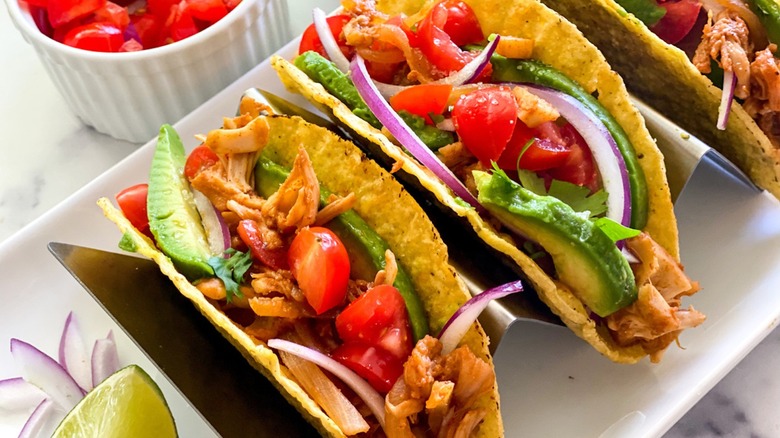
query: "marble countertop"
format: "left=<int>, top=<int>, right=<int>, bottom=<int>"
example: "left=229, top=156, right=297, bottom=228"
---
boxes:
left=1, top=2, right=778, bottom=437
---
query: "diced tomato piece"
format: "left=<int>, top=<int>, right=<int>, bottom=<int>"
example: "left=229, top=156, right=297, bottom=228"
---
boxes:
left=298, top=14, right=352, bottom=59
left=120, top=38, right=143, bottom=51
left=186, top=0, right=228, bottom=24
left=237, top=220, right=289, bottom=271
left=184, top=144, right=219, bottom=179
left=390, top=84, right=453, bottom=125
left=23, top=0, right=49, bottom=7
left=147, top=0, right=178, bottom=21
left=331, top=342, right=405, bottom=393
left=416, top=2, right=473, bottom=74
left=440, top=0, right=484, bottom=46
left=62, top=22, right=124, bottom=52
left=652, top=0, right=702, bottom=44
left=116, top=184, right=152, bottom=239
left=452, top=86, right=518, bottom=165
left=28, top=5, right=53, bottom=37
left=47, top=0, right=106, bottom=28
left=289, top=227, right=350, bottom=314
left=167, top=2, right=198, bottom=41
left=335, top=284, right=413, bottom=360
left=131, top=12, right=165, bottom=49
left=94, top=1, right=129, bottom=30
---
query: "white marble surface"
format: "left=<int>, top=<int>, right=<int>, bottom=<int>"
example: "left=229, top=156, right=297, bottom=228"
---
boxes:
left=1, top=1, right=778, bottom=437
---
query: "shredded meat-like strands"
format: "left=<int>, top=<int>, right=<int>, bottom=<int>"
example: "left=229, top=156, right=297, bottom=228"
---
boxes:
left=385, top=336, right=494, bottom=438
left=373, top=250, right=398, bottom=286
left=606, top=233, right=706, bottom=362
left=693, top=11, right=753, bottom=99
left=314, top=192, right=357, bottom=226
left=261, top=147, right=320, bottom=232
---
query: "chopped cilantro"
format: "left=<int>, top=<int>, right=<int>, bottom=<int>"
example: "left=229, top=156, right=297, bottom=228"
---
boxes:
left=207, top=248, right=253, bottom=303
left=593, top=218, right=641, bottom=243
left=515, top=169, right=608, bottom=218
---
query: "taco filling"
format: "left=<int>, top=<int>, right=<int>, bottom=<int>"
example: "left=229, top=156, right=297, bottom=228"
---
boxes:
left=103, top=99, right=509, bottom=437
left=616, top=0, right=780, bottom=143
left=276, top=0, right=705, bottom=362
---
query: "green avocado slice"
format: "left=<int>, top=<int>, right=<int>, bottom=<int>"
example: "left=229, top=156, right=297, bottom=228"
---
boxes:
left=474, top=170, right=637, bottom=317
left=147, top=125, right=214, bottom=280
left=255, top=156, right=429, bottom=341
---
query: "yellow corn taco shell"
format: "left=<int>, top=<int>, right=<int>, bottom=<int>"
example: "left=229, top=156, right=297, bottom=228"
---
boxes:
left=272, top=0, right=682, bottom=364
left=538, top=0, right=780, bottom=199
left=99, top=115, right=501, bottom=437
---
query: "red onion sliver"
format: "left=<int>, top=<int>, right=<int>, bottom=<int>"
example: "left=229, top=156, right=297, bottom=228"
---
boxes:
left=518, top=85, right=632, bottom=228
left=438, top=280, right=523, bottom=354
left=267, top=339, right=386, bottom=429
left=192, top=189, right=230, bottom=256
left=372, top=36, right=500, bottom=99
left=10, top=339, right=85, bottom=412
left=18, top=398, right=57, bottom=438
left=58, top=312, right=92, bottom=392
left=717, top=70, right=735, bottom=130
left=0, top=377, right=46, bottom=414
left=350, top=54, right=483, bottom=210
left=91, top=331, right=120, bottom=388
left=312, top=8, right=350, bottom=73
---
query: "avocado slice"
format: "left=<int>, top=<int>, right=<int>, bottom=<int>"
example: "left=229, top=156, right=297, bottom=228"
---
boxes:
left=147, top=125, right=214, bottom=280
left=474, top=170, right=636, bottom=317
left=255, top=156, right=429, bottom=341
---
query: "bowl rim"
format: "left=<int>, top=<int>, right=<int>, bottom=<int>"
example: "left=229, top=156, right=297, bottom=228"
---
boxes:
left=4, top=0, right=266, bottom=62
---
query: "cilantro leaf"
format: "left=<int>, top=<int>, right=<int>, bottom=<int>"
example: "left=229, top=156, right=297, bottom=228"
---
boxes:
left=207, top=248, right=253, bottom=303
left=515, top=169, right=608, bottom=218
left=593, top=217, right=641, bottom=243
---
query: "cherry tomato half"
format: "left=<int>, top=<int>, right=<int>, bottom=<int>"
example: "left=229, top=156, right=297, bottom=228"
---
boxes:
left=440, top=0, right=484, bottom=46
left=184, top=144, right=219, bottom=180
left=416, top=1, right=473, bottom=74
left=116, top=183, right=152, bottom=238
left=331, top=342, right=405, bottom=393
left=47, top=0, right=105, bottom=28
left=237, top=220, right=289, bottom=271
left=289, top=227, right=350, bottom=315
left=543, top=123, right=598, bottom=191
left=298, top=14, right=352, bottom=59
left=335, top=284, right=413, bottom=360
left=498, top=121, right=572, bottom=172
left=652, top=0, right=702, bottom=45
left=390, top=84, right=453, bottom=125
left=452, top=86, right=518, bottom=165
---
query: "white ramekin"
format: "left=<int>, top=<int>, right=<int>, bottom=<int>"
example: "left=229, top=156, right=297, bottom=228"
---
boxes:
left=4, top=0, right=291, bottom=143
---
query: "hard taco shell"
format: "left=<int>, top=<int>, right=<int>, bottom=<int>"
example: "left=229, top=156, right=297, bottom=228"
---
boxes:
left=99, top=115, right=501, bottom=437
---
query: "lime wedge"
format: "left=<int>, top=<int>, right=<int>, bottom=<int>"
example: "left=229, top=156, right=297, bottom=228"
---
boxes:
left=52, top=365, right=177, bottom=437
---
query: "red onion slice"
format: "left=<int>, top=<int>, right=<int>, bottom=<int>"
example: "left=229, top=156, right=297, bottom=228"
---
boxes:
left=192, top=189, right=230, bottom=256
left=91, top=331, right=120, bottom=389
left=57, top=312, right=92, bottom=392
left=312, top=8, right=351, bottom=73
left=0, top=377, right=46, bottom=414
left=10, top=339, right=85, bottom=412
left=717, top=70, right=736, bottom=130
left=438, top=280, right=524, bottom=354
left=17, top=398, right=57, bottom=438
left=372, top=36, right=500, bottom=99
left=350, top=54, right=483, bottom=210
left=518, top=85, right=632, bottom=228
left=267, top=338, right=386, bottom=429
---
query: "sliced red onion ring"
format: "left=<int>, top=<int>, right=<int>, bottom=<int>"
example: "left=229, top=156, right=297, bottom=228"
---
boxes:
left=267, top=338, right=386, bottom=429
left=312, top=8, right=351, bottom=73
left=91, top=331, right=120, bottom=389
left=518, top=85, right=632, bottom=228
left=372, top=36, right=500, bottom=99
left=58, top=312, right=92, bottom=392
left=0, top=377, right=46, bottom=413
left=192, top=189, right=230, bottom=255
left=18, top=398, right=57, bottom=438
left=351, top=54, right=483, bottom=210
left=10, top=339, right=85, bottom=412
left=438, top=280, right=524, bottom=354
left=717, top=70, right=736, bottom=130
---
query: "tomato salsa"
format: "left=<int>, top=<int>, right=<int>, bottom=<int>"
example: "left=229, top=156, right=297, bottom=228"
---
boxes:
left=21, top=0, right=242, bottom=52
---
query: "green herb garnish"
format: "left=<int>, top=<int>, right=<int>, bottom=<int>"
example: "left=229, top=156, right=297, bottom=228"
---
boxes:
left=207, top=248, right=253, bottom=303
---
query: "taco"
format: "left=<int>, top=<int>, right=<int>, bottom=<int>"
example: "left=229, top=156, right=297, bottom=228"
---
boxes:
left=536, top=0, right=780, bottom=199
left=272, top=0, right=705, bottom=363
left=99, top=99, right=506, bottom=437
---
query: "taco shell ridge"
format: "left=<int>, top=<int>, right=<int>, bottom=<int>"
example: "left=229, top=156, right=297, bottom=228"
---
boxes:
left=99, top=115, right=502, bottom=437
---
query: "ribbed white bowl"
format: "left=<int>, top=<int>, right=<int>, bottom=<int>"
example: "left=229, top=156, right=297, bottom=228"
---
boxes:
left=4, top=0, right=291, bottom=143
